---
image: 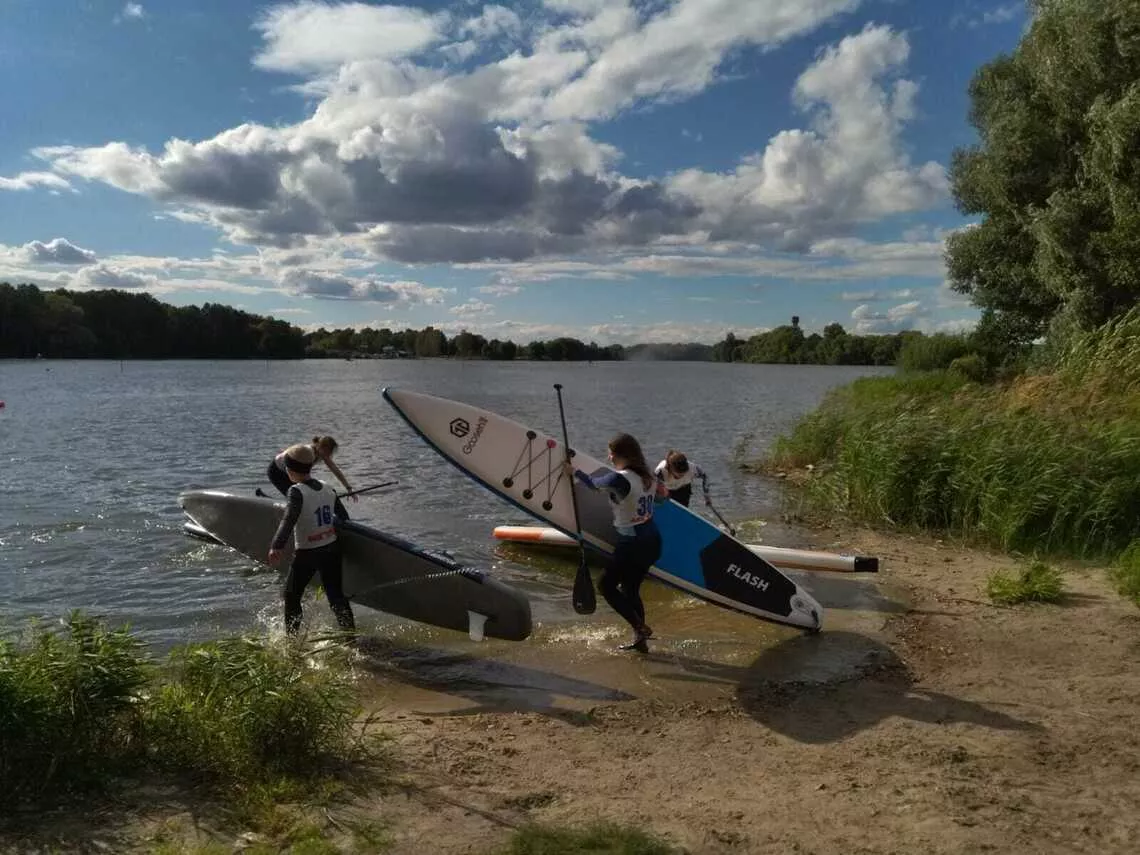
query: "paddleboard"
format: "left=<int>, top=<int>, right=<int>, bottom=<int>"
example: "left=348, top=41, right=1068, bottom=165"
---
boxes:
left=382, top=387, right=823, bottom=631
left=178, top=489, right=533, bottom=641
left=491, top=525, right=878, bottom=574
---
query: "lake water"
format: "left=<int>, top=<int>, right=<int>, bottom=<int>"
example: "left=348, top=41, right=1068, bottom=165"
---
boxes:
left=0, top=359, right=892, bottom=652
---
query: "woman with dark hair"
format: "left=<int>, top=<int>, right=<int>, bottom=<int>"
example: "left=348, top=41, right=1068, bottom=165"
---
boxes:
left=654, top=450, right=709, bottom=508
left=563, top=433, right=666, bottom=653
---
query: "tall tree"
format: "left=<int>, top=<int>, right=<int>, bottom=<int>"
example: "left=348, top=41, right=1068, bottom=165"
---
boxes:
left=946, top=0, right=1140, bottom=353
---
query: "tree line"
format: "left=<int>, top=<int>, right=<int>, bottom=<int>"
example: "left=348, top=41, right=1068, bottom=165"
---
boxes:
left=1, top=282, right=931, bottom=364
left=0, top=282, right=926, bottom=363
left=710, top=319, right=908, bottom=366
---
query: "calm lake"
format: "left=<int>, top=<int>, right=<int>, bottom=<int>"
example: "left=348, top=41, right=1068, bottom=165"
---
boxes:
left=0, top=359, right=892, bottom=650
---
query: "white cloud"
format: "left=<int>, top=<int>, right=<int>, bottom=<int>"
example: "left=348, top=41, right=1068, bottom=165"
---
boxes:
left=252, top=2, right=447, bottom=73
left=539, top=0, right=861, bottom=122
left=280, top=268, right=448, bottom=303
left=22, top=238, right=97, bottom=265
left=0, top=171, right=73, bottom=192
left=840, top=288, right=914, bottom=301
left=668, top=24, right=947, bottom=249
left=448, top=299, right=495, bottom=317
left=27, top=4, right=947, bottom=268
left=75, top=264, right=160, bottom=291
left=981, top=3, right=1021, bottom=25
left=475, top=283, right=523, bottom=296
left=114, top=3, right=145, bottom=23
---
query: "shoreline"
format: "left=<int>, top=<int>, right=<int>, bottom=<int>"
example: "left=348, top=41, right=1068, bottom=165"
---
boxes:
left=5, top=518, right=1138, bottom=854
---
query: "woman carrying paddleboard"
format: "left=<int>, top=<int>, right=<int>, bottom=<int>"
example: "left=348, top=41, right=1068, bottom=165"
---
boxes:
left=563, top=433, right=667, bottom=653
left=267, top=434, right=356, bottom=507
left=654, top=450, right=709, bottom=508
left=267, top=444, right=356, bottom=637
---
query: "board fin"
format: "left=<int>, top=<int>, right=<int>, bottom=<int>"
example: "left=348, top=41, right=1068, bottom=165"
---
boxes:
left=467, top=610, right=488, bottom=642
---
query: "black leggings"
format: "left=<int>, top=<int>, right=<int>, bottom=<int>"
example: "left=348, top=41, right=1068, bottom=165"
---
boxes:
left=267, top=460, right=292, bottom=496
left=599, top=524, right=662, bottom=632
left=668, top=484, right=693, bottom=507
left=284, top=542, right=355, bottom=635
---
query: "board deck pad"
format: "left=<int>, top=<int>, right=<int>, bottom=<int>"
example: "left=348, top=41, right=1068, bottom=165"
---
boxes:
left=179, top=489, right=533, bottom=641
left=382, top=387, right=823, bottom=631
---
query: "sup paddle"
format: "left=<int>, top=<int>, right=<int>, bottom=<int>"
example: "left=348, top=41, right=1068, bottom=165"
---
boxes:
left=255, top=481, right=397, bottom=500
left=339, top=480, right=398, bottom=500
left=705, top=498, right=736, bottom=536
left=554, top=383, right=596, bottom=615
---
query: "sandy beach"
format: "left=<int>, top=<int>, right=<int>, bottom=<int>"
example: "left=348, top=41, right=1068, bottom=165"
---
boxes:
left=17, top=522, right=1113, bottom=855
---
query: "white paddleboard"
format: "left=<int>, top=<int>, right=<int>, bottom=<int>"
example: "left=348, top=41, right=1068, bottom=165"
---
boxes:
left=491, top=525, right=878, bottom=573
left=383, top=387, right=823, bottom=631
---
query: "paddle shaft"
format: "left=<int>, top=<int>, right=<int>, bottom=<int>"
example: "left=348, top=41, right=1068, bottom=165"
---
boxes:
left=705, top=499, right=736, bottom=536
left=553, top=383, right=596, bottom=615
left=339, top=480, right=398, bottom=499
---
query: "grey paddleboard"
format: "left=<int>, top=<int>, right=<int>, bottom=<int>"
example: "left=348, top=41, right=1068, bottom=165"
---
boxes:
left=179, top=489, right=533, bottom=641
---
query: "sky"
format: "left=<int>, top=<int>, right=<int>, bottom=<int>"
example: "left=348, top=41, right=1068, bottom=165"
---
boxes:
left=0, top=0, right=1029, bottom=345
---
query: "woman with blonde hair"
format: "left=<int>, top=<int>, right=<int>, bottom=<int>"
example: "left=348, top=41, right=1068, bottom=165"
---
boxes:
left=267, top=434, right=355, bottom=505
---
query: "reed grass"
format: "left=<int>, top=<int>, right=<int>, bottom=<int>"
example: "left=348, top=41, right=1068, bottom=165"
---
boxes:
left=497, top=822, right=680, bottom=855
left=1109, top=540, right=1140, bottom=606
left=0, top=615, right=369, bottom=811
left=766, top=311, right=1140, bottom=564
left=0, top=611, right=150, bottom=803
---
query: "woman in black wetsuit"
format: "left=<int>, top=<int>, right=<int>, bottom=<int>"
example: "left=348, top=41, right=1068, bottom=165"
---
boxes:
left=564, top=433, right=666, bottom=653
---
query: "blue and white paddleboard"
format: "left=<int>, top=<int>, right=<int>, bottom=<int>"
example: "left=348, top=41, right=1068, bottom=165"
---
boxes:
left=382, top=387, right=823, bottom=632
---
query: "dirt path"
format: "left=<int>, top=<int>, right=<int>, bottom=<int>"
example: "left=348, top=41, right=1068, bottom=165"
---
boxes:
left=370, top=526, right=1140, bottom=854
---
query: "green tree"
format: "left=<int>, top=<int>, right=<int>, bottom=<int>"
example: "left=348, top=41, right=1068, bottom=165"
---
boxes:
left=946, top=0, right=1140, bottom=355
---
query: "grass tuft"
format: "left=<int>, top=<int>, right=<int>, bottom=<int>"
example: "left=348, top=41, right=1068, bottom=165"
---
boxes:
left=986, top=560, right=1065, bottom=605
left=497, top=821, right=681, bottom=855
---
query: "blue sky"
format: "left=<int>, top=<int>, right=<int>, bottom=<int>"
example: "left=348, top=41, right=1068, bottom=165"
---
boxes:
left=0, top=0, right=1028, bottom=344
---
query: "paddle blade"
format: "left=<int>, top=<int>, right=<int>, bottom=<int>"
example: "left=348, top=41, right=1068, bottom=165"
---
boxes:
left=572, top=553, right=596, bottom=614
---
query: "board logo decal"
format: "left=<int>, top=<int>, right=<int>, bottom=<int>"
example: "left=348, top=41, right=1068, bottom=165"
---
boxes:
left=461, top=416, right=489, bottom=454
left=450, top=417, right=471, bottom=438
left=699, top=534, right=796, bottom=616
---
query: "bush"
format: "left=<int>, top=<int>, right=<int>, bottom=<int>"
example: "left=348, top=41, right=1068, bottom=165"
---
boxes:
left=142, top=636, right=363, bottom=786
left=498, top=822, right=680, bottom=855
left=0, top=612, right=150, bottom=803
left=0, top=614, right=371, bottom=809
left=948, top=353, right=989, bottom=382
left=1110, top=540, right=1140, bottom=606
left=986, top=560, right=1065, bottom=605
left=897, top=333, right=972, bottom=372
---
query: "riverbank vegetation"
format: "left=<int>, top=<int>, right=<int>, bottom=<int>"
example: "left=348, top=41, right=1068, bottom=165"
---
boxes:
left=1, top=612, right=680, bottom=853
left=761, top=1, right=1140, bottom=603
left=0, top=613, right=372, bottom=818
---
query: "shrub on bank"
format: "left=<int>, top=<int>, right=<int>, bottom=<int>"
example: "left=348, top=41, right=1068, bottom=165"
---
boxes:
left=766, top=310, right=1140, bottom=562
left=1110, top=540, right=1140, bottom=606
left=986, top=560, right=1065, bottom=605
left=0, top=614, right=366, bottom=809
left=0, top=612, right=150, bottom=803
left=897, top=332, right=973, bottom=373
left=498, top=822, right=681, bottom=855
